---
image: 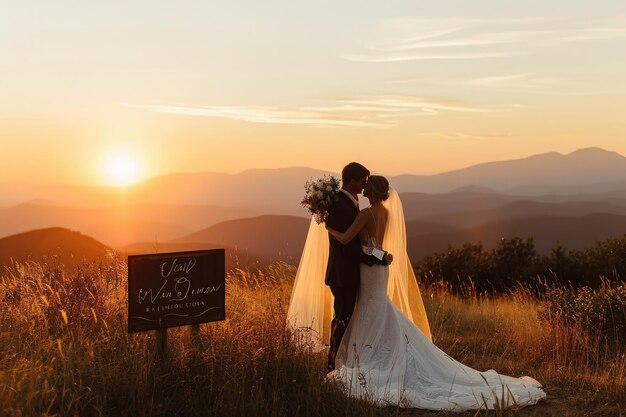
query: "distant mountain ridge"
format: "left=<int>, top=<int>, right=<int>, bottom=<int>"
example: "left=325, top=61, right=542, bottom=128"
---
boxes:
left=2, top=148, right=625, bottom=208
left=390, top=148, right=626, bottom=195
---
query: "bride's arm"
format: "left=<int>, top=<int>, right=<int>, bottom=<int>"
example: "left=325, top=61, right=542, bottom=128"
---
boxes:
left=325, top=209, right=370, bottom=245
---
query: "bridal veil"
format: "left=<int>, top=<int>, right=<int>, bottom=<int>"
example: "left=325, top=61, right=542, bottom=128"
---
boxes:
left=287, top=188, right=431, bottom=351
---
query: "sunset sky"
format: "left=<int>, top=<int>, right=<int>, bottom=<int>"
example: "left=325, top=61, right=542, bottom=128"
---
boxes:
left=1, top=1, right=626, bottom=186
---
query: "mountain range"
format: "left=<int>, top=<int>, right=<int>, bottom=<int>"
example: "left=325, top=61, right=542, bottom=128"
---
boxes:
left=391, top=147, right=626, bottom=195
left=2, top=147, right=626, bottom=209
left=2, top=147, right=626, bottom=268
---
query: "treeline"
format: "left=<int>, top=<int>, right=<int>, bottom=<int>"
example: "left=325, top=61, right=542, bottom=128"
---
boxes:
left=416, top=235, right=626, bottom=294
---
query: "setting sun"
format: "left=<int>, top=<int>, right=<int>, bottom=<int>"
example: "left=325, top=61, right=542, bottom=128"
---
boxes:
left=103, top=152, right=141, bottom=186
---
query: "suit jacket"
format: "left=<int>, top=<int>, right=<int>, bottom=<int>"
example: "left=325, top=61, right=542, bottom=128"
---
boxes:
left=325, top=191, right=381, bottom=288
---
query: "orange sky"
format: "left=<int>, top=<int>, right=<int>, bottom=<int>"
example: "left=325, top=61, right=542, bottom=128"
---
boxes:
left=1, top=1, right=625, bottom=186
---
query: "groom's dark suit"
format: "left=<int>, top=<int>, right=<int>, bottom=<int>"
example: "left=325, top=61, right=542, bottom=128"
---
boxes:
left=325, top=190, right=385, bottom=371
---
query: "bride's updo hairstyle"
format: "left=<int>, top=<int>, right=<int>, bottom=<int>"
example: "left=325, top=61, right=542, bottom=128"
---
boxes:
left=367, top=175, right=390, bottom=201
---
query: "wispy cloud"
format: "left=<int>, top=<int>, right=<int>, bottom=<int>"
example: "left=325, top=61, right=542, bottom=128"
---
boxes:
left=125, top=93, right=499, bottom=129
left=343, top=52, right=518, bottom=63
left=343, top=17, right=548, bottom=62
left=384, top=72, right=594, bottom=96
left=554, top=26, right=626, bottom=43
left=466, top=73, right=579, bottom=92
left=343, top=16, right=626, bottom=63
left=424, top=132, right=514, bottom=140
left=335, top=94, right=495, bottom=114
left=123, top=103, right=399, bottom=128
left=370, top=17, right=548, bottom=46
left=374, top=30, right=556, bottom=52
left=467, top=73, right=535, bottom=86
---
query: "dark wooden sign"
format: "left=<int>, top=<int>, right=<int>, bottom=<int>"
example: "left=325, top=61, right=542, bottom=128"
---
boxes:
left=128, top=249, right=225, bottom=333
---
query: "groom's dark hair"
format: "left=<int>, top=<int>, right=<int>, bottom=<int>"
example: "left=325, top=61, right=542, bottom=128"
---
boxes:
left=342, top=162, right=370, bottom=185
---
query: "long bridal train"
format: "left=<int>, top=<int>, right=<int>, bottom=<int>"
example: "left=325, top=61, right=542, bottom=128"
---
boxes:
left=326, top=261, right=545, bottom=411
left=287, top=189, right=546, bottom=411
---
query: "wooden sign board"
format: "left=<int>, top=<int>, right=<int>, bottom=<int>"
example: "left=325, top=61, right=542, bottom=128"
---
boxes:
left=128, top=249, right=225, bottom=333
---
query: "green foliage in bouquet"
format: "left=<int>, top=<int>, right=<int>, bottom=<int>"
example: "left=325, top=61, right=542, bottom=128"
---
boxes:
left=301, top=175, right=340, bottom=224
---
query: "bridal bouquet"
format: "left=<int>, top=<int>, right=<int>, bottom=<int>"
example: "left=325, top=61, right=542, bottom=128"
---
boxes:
left=301, top=175, right=341, bottom=224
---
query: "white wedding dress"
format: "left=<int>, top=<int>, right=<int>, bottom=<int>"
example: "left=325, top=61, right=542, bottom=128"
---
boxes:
left=327, top=231, right=546, bottom=410
left=287, top=189, right=546, bottom=411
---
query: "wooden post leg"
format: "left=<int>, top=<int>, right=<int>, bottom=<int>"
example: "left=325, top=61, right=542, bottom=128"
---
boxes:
left=157, top=328, right=168, bottom=362
left=189, top=324, right=200, bottom=351
left=190, top=324, right=200, bottom=342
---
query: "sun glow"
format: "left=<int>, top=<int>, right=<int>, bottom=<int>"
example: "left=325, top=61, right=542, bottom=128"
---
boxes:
left=103, top=151, right=141, bottom=186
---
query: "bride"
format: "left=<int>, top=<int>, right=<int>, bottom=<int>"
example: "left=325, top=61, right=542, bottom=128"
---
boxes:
left=287, top=175, right=546, bottom=411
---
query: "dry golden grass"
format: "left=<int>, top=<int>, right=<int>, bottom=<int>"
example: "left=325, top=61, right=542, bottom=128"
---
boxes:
left=0, top=256, right=624, bottom=416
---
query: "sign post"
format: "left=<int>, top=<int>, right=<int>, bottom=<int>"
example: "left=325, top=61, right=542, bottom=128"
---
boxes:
left=157, top=328, right=168, bottom=360
left=128, top=249, right=226, bottom=361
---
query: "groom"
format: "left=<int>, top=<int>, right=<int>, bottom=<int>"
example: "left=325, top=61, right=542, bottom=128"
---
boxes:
left=325, top=162, right=390, bottom=372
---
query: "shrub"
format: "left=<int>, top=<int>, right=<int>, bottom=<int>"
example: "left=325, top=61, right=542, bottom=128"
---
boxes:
left=417, top=235, right=626, bottom=294
left=539, top=280, right=626, bottom=352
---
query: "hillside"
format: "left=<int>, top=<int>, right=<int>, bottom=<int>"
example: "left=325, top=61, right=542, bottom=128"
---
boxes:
left=163, top=212, right=626, bottom=265
left=0, top=203, right=260, bottom=247
left=174, top=215, right=311, bottom=264
left=0, top=227, right=111, bottom=268
left=418, top=199, right=626, bottom=228
left=407, top=213, right=626, bottom=260
left=399, top=190, right=517, bottom=221
left=118, top=242, right=259, bottom=271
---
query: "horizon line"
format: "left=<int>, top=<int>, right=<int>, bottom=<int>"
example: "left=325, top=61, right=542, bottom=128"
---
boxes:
left=0, top=146, right=620, bottom=189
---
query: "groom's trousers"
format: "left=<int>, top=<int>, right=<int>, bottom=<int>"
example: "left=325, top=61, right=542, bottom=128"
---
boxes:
left=327, top=284, right=358, bottom=372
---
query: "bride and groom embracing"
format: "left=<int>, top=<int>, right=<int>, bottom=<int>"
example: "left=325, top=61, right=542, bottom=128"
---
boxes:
left=287, top=162, right=546, bottom=411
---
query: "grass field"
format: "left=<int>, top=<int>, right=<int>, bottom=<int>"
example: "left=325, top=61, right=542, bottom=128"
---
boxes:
left=0, top=257, right=624, bottom=417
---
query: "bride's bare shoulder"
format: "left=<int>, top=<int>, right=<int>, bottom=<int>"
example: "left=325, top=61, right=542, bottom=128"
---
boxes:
left=371, top=204, right=388, bottom=217
left=357, top=207, right=373, bottom=219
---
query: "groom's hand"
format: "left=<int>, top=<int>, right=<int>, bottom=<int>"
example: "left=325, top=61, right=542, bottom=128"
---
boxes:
left=365, top=250, right=393, bottom=266
left=384, top=252, right=393, bottom=265
left=379, top=251, right=393, bottom=266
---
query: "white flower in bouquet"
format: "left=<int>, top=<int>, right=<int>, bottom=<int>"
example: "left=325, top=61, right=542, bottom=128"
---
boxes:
left=301, top=175, right=341, bottom=224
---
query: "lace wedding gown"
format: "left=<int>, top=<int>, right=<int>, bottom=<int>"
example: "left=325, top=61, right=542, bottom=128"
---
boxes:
left=327, top=231, right=546, bottom=411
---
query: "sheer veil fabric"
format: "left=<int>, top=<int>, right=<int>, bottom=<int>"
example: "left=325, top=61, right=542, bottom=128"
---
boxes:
left=286, top=188, right=431, bottom=351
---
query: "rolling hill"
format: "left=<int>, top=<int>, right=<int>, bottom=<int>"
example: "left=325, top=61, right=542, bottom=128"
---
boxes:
left=118, top=242, right=255, bottom=271
left=161, top=212, right=626, bottom=266
left=174, top=215, right=311, bottom=264
left=0, top=228, right=111, bottom=268
left=0, top=203, right=260, bottom=247
left=399, top=189, right=517, bottom=221
left=162, top=213, right=626, bottom=263
left=417, top=199, right=626, bottom=228
left=406, top=213, right=626, bottom=260
left=3, top=211, right=625, bottom=271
